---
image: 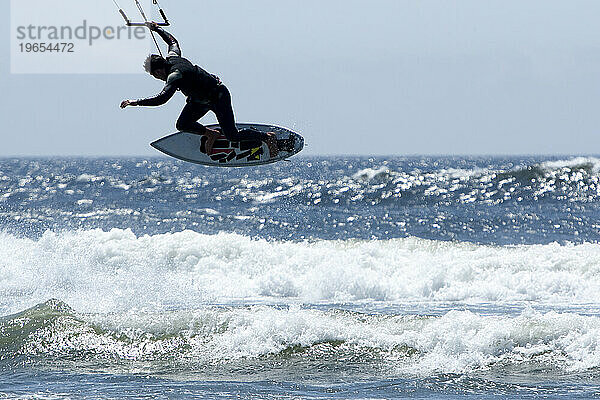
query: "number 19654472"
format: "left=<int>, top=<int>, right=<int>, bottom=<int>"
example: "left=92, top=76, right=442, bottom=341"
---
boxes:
left=19, top=43, right=75, bottom=53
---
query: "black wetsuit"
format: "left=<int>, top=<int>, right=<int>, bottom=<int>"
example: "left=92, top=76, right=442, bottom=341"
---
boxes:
left=136, top=27, right=268, bottom=143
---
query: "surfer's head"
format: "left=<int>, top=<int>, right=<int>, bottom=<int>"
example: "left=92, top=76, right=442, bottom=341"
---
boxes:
left=144, top=54, right=167, bottom=81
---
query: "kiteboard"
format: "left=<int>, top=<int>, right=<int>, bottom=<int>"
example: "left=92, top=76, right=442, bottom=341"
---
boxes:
left=150, top=123, right=304, bottom=167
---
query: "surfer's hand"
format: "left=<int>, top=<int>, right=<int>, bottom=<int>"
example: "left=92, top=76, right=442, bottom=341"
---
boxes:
left=145, top=22, right=160, bottom=31
left=120, top=100, right=137, bottom=108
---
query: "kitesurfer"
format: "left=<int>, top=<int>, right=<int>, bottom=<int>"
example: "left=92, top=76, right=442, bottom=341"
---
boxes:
left=120, top=22, right=278, bottom=156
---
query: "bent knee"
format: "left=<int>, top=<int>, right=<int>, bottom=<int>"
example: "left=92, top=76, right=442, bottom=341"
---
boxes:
left=176, top=119, right=193, bottom=132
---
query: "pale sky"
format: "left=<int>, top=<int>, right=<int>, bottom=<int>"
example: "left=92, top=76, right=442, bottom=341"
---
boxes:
left=2, top=0, right=600, bottom=156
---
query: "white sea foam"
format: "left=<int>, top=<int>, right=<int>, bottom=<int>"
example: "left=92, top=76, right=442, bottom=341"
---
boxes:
left=438, top=167, right=490, bottom=180
left=16, top=303, right=600, bottom=375
left=201, top=307, right=600, bottom=373
left=353, top=167, right=391, bottom=181
left=1, top=229, right=600, bottom=316
left=540, top=157, right=600, bottom=173
left=76, top=174, right=102, bottom=183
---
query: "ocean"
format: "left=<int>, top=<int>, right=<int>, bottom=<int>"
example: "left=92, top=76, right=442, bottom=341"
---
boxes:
left=1, top=156, right=600, bottom=399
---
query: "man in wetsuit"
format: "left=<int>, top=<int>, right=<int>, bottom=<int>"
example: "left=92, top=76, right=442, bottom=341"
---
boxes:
left=120, top=22, right=278, bottom=156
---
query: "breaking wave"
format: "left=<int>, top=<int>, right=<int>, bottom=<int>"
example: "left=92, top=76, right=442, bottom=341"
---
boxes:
left=1, top=229, right=600, bottom=315
left=3, top=299, right=600, bottom=376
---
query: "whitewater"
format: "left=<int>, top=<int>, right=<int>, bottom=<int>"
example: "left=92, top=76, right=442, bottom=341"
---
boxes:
left=3, top=229, right=600, bottom=313
left=2, top=156, right=600, bottom=399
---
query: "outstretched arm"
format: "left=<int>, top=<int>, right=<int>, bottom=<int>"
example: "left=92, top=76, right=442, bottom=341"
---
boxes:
left=121, top=81, right=177, bottom=108
left=147, top=22, right=181, bottom=57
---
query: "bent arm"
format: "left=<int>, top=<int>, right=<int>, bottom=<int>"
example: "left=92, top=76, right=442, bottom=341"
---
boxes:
left=154, top=27, right=181, bottom=57
left=136, top=83, right=177, bottom=107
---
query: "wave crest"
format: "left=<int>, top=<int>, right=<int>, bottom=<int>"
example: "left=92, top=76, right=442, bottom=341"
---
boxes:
left=4, top=301, right=600, bottom=376
left=1, top=229, right=600, bottom=315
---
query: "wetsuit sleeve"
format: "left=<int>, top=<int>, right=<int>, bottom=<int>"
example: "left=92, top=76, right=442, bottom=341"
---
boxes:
left=154, top=27, right=181, bottom=57
left=136, top=82, right=177, bottom=107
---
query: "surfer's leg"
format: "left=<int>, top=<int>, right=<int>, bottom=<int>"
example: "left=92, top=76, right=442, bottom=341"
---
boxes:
left=177, top=102, right=220, bottom=153
left=212, top=86, right=279, bottom=156
left=212, top=86, right=265, bottom=142
left=176, top=102, right=210, bottom=135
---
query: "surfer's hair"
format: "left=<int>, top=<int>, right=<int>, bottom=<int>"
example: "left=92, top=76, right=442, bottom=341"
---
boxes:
left=144, top=54, right=166, bottom=74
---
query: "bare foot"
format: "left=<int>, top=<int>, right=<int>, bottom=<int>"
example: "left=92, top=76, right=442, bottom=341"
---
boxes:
left=204, top=130, right=220, bottom=154
left=266, top=132, right=279, bottom=158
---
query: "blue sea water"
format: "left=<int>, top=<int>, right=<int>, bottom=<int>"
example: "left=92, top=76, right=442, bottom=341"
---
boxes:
left=1, top=156, right=600, bottom=399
